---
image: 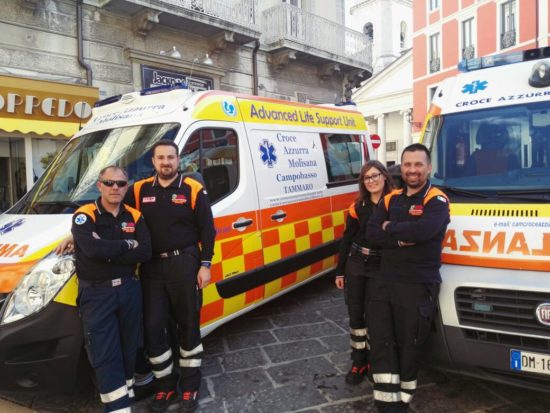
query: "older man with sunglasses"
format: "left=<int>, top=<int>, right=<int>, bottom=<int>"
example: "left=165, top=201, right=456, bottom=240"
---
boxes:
left=72, top=165, right=152, bottom=413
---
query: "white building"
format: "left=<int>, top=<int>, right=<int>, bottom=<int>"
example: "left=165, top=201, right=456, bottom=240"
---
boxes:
left=348, top=0, right=414, bottom=166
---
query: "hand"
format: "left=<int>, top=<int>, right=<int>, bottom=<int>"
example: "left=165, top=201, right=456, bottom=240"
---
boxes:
left=335, top=276, right=345, bottom=289
left=197, top=266, right=211, bottom=289
left=398, top=240, right=415, bottom=247
left=92, top=232, right=100, bottom=239
left=382, top=221, right=391, bottom=231
left=125, top=240, right=139, bottom=249
left=54, top=235, right=75, bottom=255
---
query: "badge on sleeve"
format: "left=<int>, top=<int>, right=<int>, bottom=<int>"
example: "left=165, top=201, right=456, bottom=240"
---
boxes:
left=437, top=195, right=448, bottom=203
left=75, top=214, right=87, bottom=225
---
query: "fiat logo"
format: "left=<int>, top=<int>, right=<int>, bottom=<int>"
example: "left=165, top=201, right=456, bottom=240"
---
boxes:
left=535, top=303, right=550, bottom=326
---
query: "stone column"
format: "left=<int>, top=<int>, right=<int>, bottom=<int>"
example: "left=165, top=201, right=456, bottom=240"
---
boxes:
left=375, top=113, right=386, bottom=166
left=401, top=109, right=412, bottom=149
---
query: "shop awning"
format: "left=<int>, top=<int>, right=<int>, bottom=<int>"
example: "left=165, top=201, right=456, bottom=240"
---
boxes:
left=0, top=75, right=99, bottom=138
left=0, top=117, right=83, bottom=138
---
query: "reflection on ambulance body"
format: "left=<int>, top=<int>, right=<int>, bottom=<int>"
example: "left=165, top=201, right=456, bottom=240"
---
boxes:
left=421, top=47, right=550, bottom=391
left=0, top=86, right=374, bottom=392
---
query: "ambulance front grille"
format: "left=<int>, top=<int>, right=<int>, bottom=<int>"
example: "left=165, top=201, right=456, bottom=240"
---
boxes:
left=455, top=287, right=550, bottom=337
left=469, top=208, right=538, bottom=217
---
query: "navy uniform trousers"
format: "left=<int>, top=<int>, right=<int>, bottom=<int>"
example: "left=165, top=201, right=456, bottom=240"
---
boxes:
left=141, top=246, right=203, bottom=393
left=79, top=276, right=142, bottom=413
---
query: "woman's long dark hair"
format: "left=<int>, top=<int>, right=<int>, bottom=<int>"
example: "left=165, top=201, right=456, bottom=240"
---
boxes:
left=357, top=160, right=394, bottom=203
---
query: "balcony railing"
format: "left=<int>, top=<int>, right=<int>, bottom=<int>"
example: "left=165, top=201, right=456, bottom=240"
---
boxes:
left=152, top=0, right=259, bottom=30
left=501, top=29, right=516, bottom=49
left=429, top=57, right=440, bottom=73
left=262, top=4, right=371, bottom=66
left=462, top=45, right=475, bottom=60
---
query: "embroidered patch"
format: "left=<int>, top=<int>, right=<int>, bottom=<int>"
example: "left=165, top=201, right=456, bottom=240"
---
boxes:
left=121, top=222, right=135, bottom=233
left=171, top=194, right=187, bottom=204
left=437, top=195, right=447, bottom=203
left=408, top=205, right=424, bottom=216
left=143, top=196, right=156, bottom=203
left=74, top=214, right=87, bottom=225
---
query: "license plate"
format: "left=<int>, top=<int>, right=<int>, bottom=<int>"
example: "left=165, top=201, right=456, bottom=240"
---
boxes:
left=510, top=349, right=550, bottom=376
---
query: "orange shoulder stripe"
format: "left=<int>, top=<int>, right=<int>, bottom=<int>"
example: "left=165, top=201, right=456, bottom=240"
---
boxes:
left=348, top=202, right=358, bottom=219
left=124, top=204, right=142, bottom=223
left=423, top=187, right=449, bottom=206
left=74, top=203, right=97, bottom=223
left=184, top=177, right=204, bottom=210
left=133, top=177, right=155, bottom=211
left=383, top=189, right=403, bottom=210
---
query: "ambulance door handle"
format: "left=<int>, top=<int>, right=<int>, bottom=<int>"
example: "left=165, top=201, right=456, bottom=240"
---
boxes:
left=232, top=217, right=254, bottom=231
left=271, top=210, right=287, bottom=222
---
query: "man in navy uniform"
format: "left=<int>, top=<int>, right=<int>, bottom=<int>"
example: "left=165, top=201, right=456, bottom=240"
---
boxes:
left=126, top=140, right=216, bottom=413
left=72, top=166, right=151, bottom=413
left=367, top=144, right=450, bottom=413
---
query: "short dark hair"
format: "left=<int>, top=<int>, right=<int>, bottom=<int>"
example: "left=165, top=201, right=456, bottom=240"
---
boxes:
left=401, top=143, right=431, bottom=163
left=151, top=139, right=179, bottom=157
left=98, top=165, right=128, bottom=180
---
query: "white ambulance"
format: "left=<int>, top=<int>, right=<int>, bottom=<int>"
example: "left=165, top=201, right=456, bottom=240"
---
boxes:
left=0, top=85, right=374, bottom=391
left=421, top=47, right=550, bottom=391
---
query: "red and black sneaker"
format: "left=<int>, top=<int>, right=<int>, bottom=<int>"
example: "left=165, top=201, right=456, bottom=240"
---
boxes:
left=181, top=391, right=199, bottom=412
left=149, top=389, right=176, bottom=413
left=345, top=364, right=368, bottom=385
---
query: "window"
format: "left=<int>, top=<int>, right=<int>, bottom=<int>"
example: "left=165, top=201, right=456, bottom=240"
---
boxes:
left=386, top=141, right=397, bottom=152
left=363, top=22, right=373, bottom=42
left=321, top=134, right=362, bottom=183
left=429, top=0, right=439, bottom=11
left=400, top=21, right=407, bottom=49
left=461, top=18, right=475, bottom=59
left=180, top=128, right=238, bottom=203
left=500, top=0, right=516, bottom=49
left=429, top=33, right=440, bottom=73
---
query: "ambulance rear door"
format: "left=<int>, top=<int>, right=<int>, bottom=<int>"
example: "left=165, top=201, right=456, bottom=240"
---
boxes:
left=176, top=120, right=264, bottom=324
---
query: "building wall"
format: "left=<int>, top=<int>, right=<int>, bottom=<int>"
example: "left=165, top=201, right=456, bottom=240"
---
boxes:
left=0, top=0, right=344, bottom=103
left=412, top=0, right=547, bottom=132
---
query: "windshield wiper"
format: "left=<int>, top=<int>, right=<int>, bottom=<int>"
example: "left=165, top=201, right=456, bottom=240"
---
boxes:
left=36, top=200, right=83, bottom=208
left=437, top=186, right=490, bottom=199
left=495, top=189, right=550, bottom=201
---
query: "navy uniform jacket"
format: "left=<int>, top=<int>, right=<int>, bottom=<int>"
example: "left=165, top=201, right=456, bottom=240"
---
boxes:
left=337, top=199, right=398, bottom=276
left=125, top=173, right=216, bottom=261
left=72, top=199, right=152, bottom=281
left=367, top=181, right=450, bottom=284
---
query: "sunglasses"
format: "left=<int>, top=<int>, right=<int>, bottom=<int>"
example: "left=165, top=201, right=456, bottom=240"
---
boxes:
left=100, top=180, right=128, bottom=187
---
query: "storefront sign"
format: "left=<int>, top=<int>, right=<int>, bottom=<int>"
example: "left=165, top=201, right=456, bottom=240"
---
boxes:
left=0, top=75, right=98, bottom=123
left=141, top=65, right=213, bottom=92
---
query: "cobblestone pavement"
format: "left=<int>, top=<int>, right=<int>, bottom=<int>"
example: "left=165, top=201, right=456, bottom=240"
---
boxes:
left=2, top=274, right=550, bottom=412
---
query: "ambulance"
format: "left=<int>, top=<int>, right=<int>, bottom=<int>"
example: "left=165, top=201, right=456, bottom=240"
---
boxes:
left=0, top=85, right=374, bottom=391
left=421, top=46, right=550, bottom=391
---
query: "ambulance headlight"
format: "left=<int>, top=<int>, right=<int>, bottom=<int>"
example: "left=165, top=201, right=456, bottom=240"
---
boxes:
left=529, top=62, right=550, bottom=88
left=0, top=254, right=75, bottom=325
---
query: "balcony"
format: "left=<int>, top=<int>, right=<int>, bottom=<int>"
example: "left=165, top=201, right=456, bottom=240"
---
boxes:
left=261, top=4, right=372, bottom=75
left=87, top=0, right=261, bottom=45
left=501, top=29, right=516, bottom=49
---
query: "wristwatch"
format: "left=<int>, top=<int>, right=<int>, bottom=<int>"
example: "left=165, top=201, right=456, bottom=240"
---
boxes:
left=201, top=261, right=212, bottom=269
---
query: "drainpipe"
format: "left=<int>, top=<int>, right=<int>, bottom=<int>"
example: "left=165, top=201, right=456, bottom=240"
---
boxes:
left=252, top=40, right=260, bottom=95
left=535, top=0, right=539, bottom=48
left=77, top=0, right=93, bottom=86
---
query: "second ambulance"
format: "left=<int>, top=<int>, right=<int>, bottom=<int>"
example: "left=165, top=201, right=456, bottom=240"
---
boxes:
left=421, top=47, right=550, bottom=390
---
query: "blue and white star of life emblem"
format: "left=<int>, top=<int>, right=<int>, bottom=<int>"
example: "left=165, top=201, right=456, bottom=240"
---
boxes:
left=259, top=140, right=277, bottom=168
left=0, top=218, right=25, bottom=236
left=461, top=80, right=488, bottom=94
left=75, top=214, right=87, bottom=225
left=222, top=100, right=237, bottom=117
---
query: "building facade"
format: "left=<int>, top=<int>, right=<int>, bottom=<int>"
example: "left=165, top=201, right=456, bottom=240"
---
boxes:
left=412, top=0, right=550, bottom=133
left=348, top=0, right=413, bottom=165
left=0, top=0, right=372, bottom=211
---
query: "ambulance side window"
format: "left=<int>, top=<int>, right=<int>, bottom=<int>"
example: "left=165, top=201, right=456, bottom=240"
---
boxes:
left=180, top=128, right=239, bottom=204
left=321, top=134, right=362, bottom=183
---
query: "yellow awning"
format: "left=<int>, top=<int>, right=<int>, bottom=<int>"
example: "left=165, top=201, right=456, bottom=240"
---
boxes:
left=0, top=117, right=82, bottom=138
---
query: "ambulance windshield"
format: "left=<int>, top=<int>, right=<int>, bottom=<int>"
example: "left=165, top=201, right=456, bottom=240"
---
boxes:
left=9, top=123, right=180, bottom=214
left=429, top=101, right=550, bottom=198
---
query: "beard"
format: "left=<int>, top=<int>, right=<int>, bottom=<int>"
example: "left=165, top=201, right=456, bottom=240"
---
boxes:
left=157, top=166, right=177, bottom=180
